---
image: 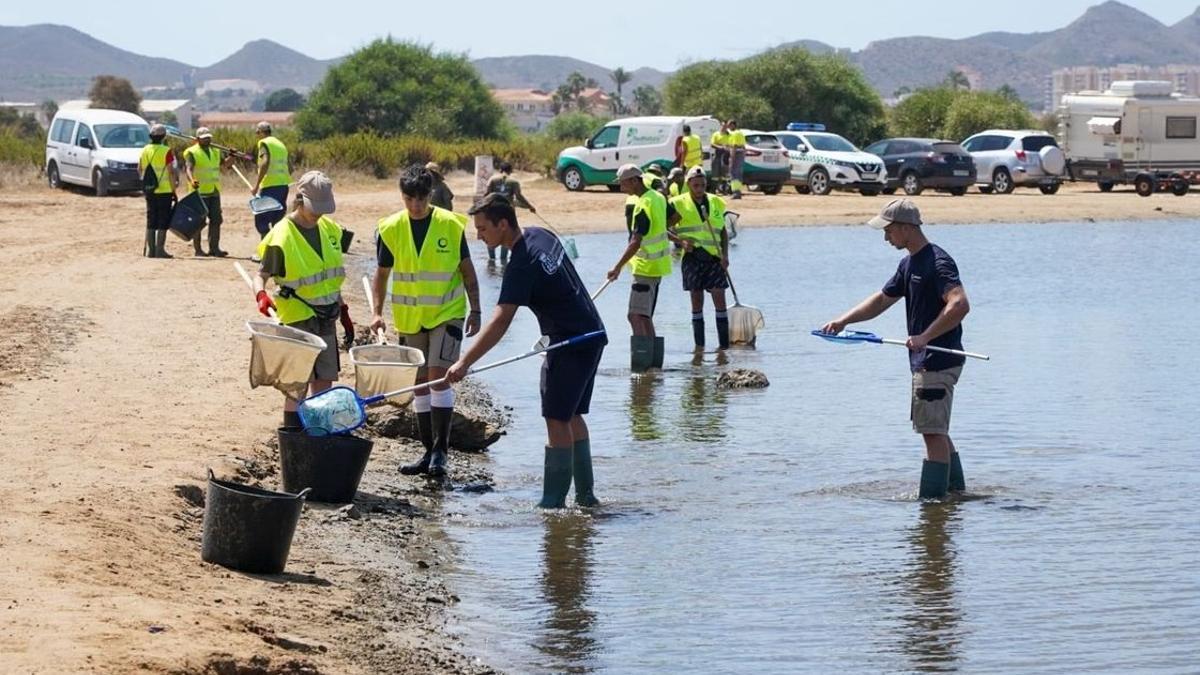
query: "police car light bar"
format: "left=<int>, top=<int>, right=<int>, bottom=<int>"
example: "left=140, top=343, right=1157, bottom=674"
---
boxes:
left=787, top=122, right=826, bottom=132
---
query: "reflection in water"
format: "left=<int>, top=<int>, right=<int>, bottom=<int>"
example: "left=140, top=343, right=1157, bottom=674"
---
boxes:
left=899, top=502, right=964, bottom=673
left=628, top=374, right=664, bottom=440
left=679, top=350, right=730, bottom=443
left=535, top=515, right=599, bottom=673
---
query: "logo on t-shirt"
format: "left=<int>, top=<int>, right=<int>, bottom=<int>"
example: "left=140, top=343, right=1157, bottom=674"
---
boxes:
left=537, top=247, right=564, bottom=276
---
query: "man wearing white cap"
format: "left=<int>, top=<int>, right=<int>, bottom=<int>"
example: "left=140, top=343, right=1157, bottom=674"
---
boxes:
left=253, top=171, right=353, bottom=429
left=667, top=166, right=731, bottom=349
left=182, top=127, right=233, bottom=256
left=820, top=198, right=972, bottom=500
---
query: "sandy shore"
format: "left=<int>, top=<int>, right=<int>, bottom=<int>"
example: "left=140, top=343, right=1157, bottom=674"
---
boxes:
left=0, top=167, right=1193, bottom=672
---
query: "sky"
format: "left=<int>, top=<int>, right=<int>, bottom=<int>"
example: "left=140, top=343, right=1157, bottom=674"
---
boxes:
left=2, top=0, right=1195, bottom=70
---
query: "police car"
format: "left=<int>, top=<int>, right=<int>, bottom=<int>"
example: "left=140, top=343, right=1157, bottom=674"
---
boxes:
left=771, top=123, right=888, bottom=196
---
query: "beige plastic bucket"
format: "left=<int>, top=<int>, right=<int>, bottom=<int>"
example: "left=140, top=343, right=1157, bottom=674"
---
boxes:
left=350, top=344, right=425, bottom=406
left=247, top=320, right=327, bottom=401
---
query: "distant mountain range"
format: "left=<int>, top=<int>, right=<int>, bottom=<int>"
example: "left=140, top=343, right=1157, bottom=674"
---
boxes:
left=2, top=2, right=1199, bottom=108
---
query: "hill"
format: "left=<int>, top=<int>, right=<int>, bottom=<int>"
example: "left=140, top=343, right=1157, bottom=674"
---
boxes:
left=470, top=55, right=666, bottom=92
left=195, top=39, right=337, bottom=90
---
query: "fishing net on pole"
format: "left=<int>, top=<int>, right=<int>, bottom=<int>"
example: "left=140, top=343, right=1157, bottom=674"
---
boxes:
left=350, top=344, right=425, bottom=405
left=247, top=321, right=328, bottom=401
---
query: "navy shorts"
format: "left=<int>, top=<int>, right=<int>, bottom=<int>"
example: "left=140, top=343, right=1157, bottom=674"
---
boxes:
left=540, top=343, right=604, bottom=421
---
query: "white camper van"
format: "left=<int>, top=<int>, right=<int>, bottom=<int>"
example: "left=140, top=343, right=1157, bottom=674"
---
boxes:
left=555, top=116, right=720, bottom=191
left=45, top=108, right=152, bottom=196
left=1060, top=81, right=1197, bottom=196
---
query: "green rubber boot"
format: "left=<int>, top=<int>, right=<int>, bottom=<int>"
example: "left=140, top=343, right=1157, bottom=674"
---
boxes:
left=948, top=452, right=966, bottom=493
left=572, top=438, right=600, bottom=507
left=651, top=336, right=665, bottom=369
left=919, top=460, right=950, bottom=500
left=630, top=336, right=654, bottom=372
left=538, top=447, right=574, bottom=509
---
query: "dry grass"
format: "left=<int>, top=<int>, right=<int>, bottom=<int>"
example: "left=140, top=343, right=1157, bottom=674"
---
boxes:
left=0, top=163, right=43, bottom=191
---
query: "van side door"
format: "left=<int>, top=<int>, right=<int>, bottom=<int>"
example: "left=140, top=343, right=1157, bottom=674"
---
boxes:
left=585, top=124, right=622, bottom=181
left=620, top=123, right=670, bottom=168
left=69, top=123, right=97, bottom=182
left=48, top=118, right=78, bottom=181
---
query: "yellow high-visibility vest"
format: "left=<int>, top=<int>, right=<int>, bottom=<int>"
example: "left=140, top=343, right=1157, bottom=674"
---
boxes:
left=727, top=129, right=746, bottom=148
left=183, top=144, right=221, bottom=195
left=681, top=134, right=702, bottom=168
left=139, top=143, right=173, bottom=194
left=630, top=189, right=671, bottom=277
left=256, top=216, right=346, bottom=325
left=670, top=192, right=726, bottom=257
left=257, top=135, right=290, bottom=188
left=377, top=207, right=468, bottom=334
left=710, top=130, right=730, bottom=148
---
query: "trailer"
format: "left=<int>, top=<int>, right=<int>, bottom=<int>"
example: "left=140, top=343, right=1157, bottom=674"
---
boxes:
left=1059, top=81, right=1199, bottom=196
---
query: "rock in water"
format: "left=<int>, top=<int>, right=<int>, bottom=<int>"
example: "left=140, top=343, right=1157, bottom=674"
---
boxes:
left=367, top=379, right=509, bottom=451
left=717, top=368, right=770, bottom=390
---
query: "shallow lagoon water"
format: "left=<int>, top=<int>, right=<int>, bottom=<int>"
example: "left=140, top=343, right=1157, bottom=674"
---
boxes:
left=432, top=220, right=1198, bottom=673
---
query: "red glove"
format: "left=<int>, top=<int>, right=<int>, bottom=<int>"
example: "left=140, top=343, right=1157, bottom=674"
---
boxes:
left=256, top=290, right=275, bottom=317
left=339, top=302, right=354, bottom=335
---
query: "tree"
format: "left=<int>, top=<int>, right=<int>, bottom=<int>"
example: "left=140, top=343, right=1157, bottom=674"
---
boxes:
left=159, top=111, right=178, bottom=127
left=663, top=48, right=886, bottom=146
left=89, top=75, right=141, bottom=114
left=890, top=86, right=1036, bottom=141
left=610, top=67, right=633, bottom=114
left=945, top=70, right=971, bottom=91
left=888, top=87, right=959, bottom=138
left=295, top=38, right=506, bottom=140
left=543, top=111, right=609, bottom=142
left=996, top=84, right=1021, bottom=103
left=265, top=88, right=306, bottom=112
left=40, top=99, right=58, bottom=124
left=632, top=85, right=663, bottom=115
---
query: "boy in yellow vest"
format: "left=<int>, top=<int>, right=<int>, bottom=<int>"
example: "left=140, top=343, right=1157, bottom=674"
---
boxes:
left=182, top=127, right=233, bottom=257
left=370, top=165, right=482, bottom=478
left=607, top=164, right=673, bottom=371
left=139, top=123, right=178, bottom=258
left=252, top=171, right=350, bottom=428
left=667, top=166, right=730, bottom=349
left=251, top=121, right=291, bottom=249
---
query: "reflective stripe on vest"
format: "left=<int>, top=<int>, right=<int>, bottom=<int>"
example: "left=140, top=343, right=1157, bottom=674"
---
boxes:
left=681, top=134, right=702, bottom=168
left=631, top=190, right=671, bottom=277
left=257, top=136, right=290, bottom=188
left=184, top=144, right=221, bottom=194
left=669, top=193, right=725, bottom=256
left=377, top=207, right=468, bottom=333
left=139, top=143, right=172, bottom=194
left=256, top=216, right=345, bottom=324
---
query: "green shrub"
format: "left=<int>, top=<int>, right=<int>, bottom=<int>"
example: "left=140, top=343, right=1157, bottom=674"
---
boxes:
left=542, top=112, right=610, bottom=142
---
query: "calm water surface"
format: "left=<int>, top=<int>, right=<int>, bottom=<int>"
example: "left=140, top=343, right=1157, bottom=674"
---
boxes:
left=432, top=219, right=1198, bottom=673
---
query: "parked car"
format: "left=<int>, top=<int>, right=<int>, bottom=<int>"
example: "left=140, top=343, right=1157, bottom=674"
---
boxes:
left=45, top=108, right=151, bottom=196
left=772, top=124, right=887, bottom=196
left=960, top=129, right=1066, bottom=194
left=738, top=130, right=792, bottom=195
left=556, top=116, right=720, bottom=191
left=863, top=138, right=976, bottom=196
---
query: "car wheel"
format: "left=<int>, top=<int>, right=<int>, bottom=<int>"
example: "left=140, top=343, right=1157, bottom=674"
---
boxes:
left=93, top=168, right=110, bottom=197
left=1171, top=180, right=1189, bottom=197
left=1134, top=175, right=1154, bottom=197
left=978, top=185, right=994, bottom=194
left=808, top=167, right=831, bottom=195
left=1038, top=183, right=1060, bottom=195
left=992, top=168, right=1014, bottom=194
left=606, top=183, right=621, bottom=192
left=794, top=185, right=811, bottom=195
left=47, top=161, right=63, bottom=189
left=948, top=187, right=967, bottom=196
left=901, top=171, right=923, bottom=196
left=1098, top=181, right=1114, bottom=193
left=882, top=187, right=897, bottom=195
left=562, top=166, right=585, bottom=192
left=760, top=183, right=782, bottom=195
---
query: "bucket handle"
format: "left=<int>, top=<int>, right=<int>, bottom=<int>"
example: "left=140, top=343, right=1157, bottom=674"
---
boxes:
left=294, top=487, right=312, bottom=501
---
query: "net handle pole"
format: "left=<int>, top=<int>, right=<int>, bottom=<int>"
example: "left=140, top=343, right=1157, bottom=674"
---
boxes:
left=878, top=337, right=990, bottom=361
left=533, top=211, right=566, bottom=239
left=235, top=261, right=277, bottom=320
left=701, top=210, right=741, bottom=306
left=230, top=164, right=256, bottom=191
left=361, top=275, right=387, bottom=344
left=590, top=279, right=613, bottom=301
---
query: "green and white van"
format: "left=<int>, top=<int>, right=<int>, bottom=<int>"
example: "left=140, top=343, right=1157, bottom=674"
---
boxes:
left=556, top=116, right=720, bottom=191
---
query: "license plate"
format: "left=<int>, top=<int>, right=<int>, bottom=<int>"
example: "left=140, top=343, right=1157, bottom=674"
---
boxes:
left=954, top=170, right=969, bottom=176
left=860, top=173, right=877, bottom=180
left=764, top=152, right=780, bottom=162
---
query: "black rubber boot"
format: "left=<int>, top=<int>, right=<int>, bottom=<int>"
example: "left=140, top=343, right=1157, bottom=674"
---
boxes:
left=210, top=222, right=227, bottom=257
left=192, top=230, right=206, bottom=256
left=399, top=411, right=434, bottom=475
left=630, top=336, right=654, bottom=372
left=427, top=406, right=453, bottom=477
left=692, top=313, right=705, bottom=348
left=572, top=438, right=600, bottom=507
left=948, top=452, right=966, bottom=493
left=651, top=337, right=665, bottom=369
left=538, top=447, right=573, bottom=509
left=144, top=228, right=155, bottom=257
left=919, top=460, right=950, bottom=500
left=716, top=312, right=730, bottom=349
left=154, top=230, right=173, bottom=258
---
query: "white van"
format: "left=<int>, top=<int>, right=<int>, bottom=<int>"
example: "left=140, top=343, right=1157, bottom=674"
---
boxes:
left=45, top=108, right=151, bottom=196
left=556, top=116, right=720, bottom=191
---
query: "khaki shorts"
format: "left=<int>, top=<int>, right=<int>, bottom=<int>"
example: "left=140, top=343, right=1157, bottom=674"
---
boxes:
left=398, top=319, right=464, bottom=370
left=628, top=275, right=662, bottom=318
left=289, top=316, right=340, bottom=382
left=911, top=366, right=962, bottom=435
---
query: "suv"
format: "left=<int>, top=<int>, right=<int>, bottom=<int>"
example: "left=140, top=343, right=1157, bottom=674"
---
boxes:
left=863, top=138, right=976, bottom=196
left=736, top=131, right=791, bottom=195
left=772, top=124, right=887, bottom=196
left=45, top=108, right=151, bottom=196
left=961, top=130, right=1066, bottom=194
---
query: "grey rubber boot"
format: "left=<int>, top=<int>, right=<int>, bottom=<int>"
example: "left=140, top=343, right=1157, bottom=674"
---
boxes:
left=948, top=452, right=966, bottom=493
left=154, top=230, right=173, bottom=258
left=651, top=337, right=665, bottom=369
left=539, top=447, right=574, bottom=509
left=630, top=336, right=654, bottom=372
left=144, top=229, right=156, bottom=257
left=572, top=438, right=600, bottom=507
left=427, top=406, right=453, bottom=477
left=919, top=460, right=950, bottom=500
left=399, top=411, right=434, bottom=475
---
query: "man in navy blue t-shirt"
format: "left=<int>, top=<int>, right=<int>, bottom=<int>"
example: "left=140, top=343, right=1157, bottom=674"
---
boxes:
left=447, top=193, right=608, bottom=509
left=821, top=198, right=972, bottom=499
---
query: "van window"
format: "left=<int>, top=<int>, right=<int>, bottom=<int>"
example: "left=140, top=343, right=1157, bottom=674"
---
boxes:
left=95, top=124, right=150, bottom=148
left=51, top=118, right=76, bottom=144
left=622, top=124, right=669, bottom=147
left=1166, top=116, right=1197, bottom=139
left=590, top=125, right=620, bottom=149
left=75, top=124, right=94, bottom=148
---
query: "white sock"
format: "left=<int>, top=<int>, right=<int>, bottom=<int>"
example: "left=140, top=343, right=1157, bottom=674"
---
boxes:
left=413, top=393, right=431, bottom=413
left=430, top=387, right=455, bottom=409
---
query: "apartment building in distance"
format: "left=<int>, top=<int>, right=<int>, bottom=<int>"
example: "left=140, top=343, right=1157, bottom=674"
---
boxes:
left=1049, top=65, right=1200, bottom=109
left=492, top=88, right=614, bottom=132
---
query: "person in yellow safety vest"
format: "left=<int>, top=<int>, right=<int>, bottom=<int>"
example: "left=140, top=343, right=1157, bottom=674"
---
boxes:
left=252, top=171, right=353, bottom=429
left=182, top=127, right=234, bottom=257
left=666, top=167, right=686, bottom=197
left=607, top=163, right=674, bottom=371
left=139, top=123, right=179, bottom=259
left=676, top=124, right=703, bottom=170
left=251, top=121, right=291, bottom=250
left=643, top=163, right=666, bottom=193
left=667, top=166, right=731, bottom=349
left=727, top=119, right=747, bottom=199
left=710, top=120, right=731, bottom=188
left=370, top=164, right=483, bottom=479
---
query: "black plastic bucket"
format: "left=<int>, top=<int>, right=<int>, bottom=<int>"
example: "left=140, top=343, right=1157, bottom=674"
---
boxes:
left=278, top=428, right=374, bottom=504
left=169, top=191, right=207, bottom=241
left=201, top=470, right=309, bottom=574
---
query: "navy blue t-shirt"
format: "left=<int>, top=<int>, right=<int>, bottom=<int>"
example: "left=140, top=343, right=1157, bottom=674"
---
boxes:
left=498, top=227, right=607, bottom=345
left=882, top=243, right=965, bottom=372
